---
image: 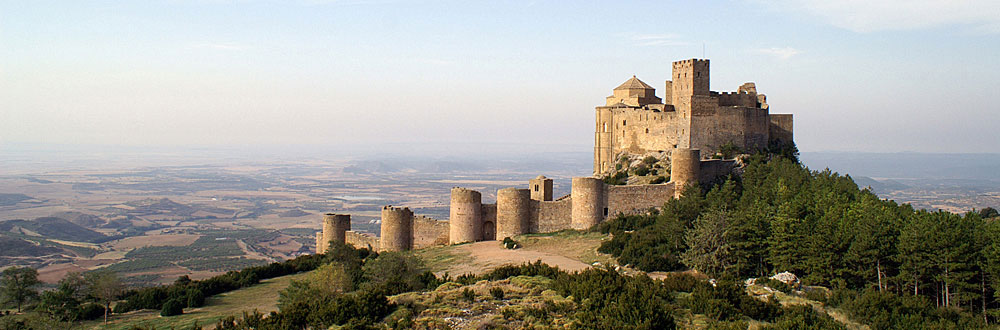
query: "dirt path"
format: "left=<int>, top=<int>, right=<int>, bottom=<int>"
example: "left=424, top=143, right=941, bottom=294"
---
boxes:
left=440, top=241, right=592, bottom=276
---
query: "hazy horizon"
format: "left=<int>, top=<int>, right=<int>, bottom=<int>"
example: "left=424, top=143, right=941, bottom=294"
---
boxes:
left=3, top=1, right=999, bottom=153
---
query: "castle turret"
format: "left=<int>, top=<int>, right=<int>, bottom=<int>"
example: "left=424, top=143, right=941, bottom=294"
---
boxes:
left=529, top=175, right=553, bottom=201
left=497, top=188, right=530, bottom=239
left=449, top=188, right=483, bottom=244
left=380, top=206, right=413, bottom=252
left=321, top=213, right=351, bottom=252
left=670, top=148, right=701, bottom=198
left=571, top=177, right=605, bottom=230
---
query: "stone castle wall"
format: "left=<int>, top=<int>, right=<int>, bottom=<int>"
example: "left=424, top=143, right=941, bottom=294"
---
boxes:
left=532, top=197, right=573, bottom=233
left=606, top=183, right=676, bottom=217
left=769, top=114, right=794, bottom=144
left=412, top=215, right=449, bottom=249
left=346, top=231, right=378, bottom=251
left=318, top=153, right=732, bottom=254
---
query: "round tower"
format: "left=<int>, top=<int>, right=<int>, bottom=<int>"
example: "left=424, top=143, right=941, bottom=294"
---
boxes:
left=322, top=213, right=351, bottom=251
left=380, top=206, right=413, bottom=252
left=571, top=177, right=605, bottom=230
left=670, top=148, right=701, bottom=198
left=496, top=188, right=531, bottom=239
left=449, top=188, right=483, bottom=244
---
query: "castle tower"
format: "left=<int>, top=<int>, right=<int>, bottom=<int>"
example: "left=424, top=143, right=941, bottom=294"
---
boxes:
left=380, top=206, right=413, bottom=252
left=449, top=188, right=483, bottom=244
left=671, top=59, right=710, bottom=117
left=594, top=105, right=615, bottom=175
left=497, top=188, right=530, bottom=239
left=321, top=213, right=351, bottom=252
left=529, top=175, right=553, bottom=201
left=670, top=148, right=701, bottom=198
left=570, top=177, right=606, bottom=230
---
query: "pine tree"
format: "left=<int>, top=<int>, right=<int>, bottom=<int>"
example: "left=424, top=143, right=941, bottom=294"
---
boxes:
left=681, top=210, right=733, bottom=278
left=845, top=193, right=898, bottom=291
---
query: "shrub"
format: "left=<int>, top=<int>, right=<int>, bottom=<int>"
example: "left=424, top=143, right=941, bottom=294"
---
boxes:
left=186, top=289, right=205, bottom=308
left=634, top=165, right=650, bottom=176
left=650, top=176, right=667, bottom=184
left=362, top=252, right=427, bottom=295
left=501, top=237, right=519, bottom=249
left=756, top=277, right=792, bottom=293
left=642, top=156, right=658, bottom=166
left=603, top=171, right=628, bottom=185
left=77, top=303, right=106, bottom=320
left=718, top=142, right=741, bottom=159
left=461, top=288, right=475, bottom=301
left=161, top=299, right=184, bottom=316
left=490, top=287, right=505, bottom=300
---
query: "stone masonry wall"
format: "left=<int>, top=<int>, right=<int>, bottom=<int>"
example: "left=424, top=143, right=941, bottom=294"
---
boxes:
left=699, top=159, right=738, bottom=184
left=532, top=196, right=573, bottom=233
left=769, top=114, right=794, bottom=143
left=606, top=183, right=676, bottom=218
left=412, top=215, right=449, bottom=249
left=346, top=231, right=378, bottom=251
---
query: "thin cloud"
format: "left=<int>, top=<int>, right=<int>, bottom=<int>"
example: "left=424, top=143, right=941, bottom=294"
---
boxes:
left=751, top=0, right=1000, bottom=33
left=628, top=34, right=688, bottom=47
left=755, top=47, right=802, bottom=60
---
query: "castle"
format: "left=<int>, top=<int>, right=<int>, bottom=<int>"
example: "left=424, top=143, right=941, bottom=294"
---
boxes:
left=316, top=58, right=794, bottom=253
left=595, top=59, right=793, bottom=175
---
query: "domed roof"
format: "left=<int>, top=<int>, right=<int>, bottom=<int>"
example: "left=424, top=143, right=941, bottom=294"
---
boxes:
left=614, top=75, right=654, bottom=90
left=535, top=175, right=548, bottom=180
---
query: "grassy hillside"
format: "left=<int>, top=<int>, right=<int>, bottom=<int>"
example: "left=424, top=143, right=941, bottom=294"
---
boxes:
left=0, top=235, right=61, bottom=257
left=91, top=230, right=869, bottom=330
left=82, top=272, right=309, bottom=330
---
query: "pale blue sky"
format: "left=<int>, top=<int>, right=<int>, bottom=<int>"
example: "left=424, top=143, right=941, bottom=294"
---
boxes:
left=2, top=0, right=998, bottom=153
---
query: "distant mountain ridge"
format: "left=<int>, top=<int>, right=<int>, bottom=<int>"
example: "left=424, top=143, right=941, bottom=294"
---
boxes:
left=0, top=217, right=106, bottom=243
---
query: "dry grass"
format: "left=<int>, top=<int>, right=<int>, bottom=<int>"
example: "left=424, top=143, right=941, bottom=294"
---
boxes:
left=514, top=230, right=617, bottom=267
left=82, top=272, right=309, bottom=330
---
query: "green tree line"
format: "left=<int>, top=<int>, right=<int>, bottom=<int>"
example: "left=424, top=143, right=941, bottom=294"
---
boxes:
left=597, top=152, right=1000, bottom=327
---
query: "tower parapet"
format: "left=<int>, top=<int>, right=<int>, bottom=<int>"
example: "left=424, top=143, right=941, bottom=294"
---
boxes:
left=670, top=148, right=701, bottom=197
left=497, top=188, right=531, bottom=239
left=571, top=177, right=605, bottom=230
left=449, top=188, right=483, bottom=244
left=380, top=206, right=413, bottom=252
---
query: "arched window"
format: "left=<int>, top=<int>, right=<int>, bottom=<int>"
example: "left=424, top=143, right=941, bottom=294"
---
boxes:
left=603, top=122, right=608, bottom=132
